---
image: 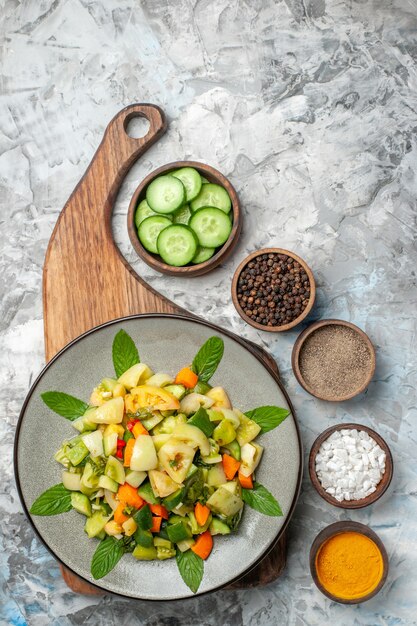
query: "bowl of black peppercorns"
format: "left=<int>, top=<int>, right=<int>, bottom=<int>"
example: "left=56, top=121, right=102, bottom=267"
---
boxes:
left=231, top=248, right=316, bottom=331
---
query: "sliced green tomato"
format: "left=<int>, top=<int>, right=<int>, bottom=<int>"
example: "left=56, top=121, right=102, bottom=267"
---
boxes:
left=135, top=199, right=158, bottom=228
left=72, top=410, right=98, bottom=433
left=146, top=175, right=185, bottom=214
left=104, top=455, right=125, bottom=484
left=148, top=469, right=181, bottom=498
left=171, top=167, right=202, bottom=202
left=236, top=416, right=262, bottom=446
left=192, top=246, right=216, bottom=264
left=145, top=373, right=174, bottom=387
left=213, top=419, right=236, bottom=446
left=189, top=208, right=232, bottom=248
left=158, top=440, right=195, bottom=483
left=81, top=430, right=103, bottom=457
left=98, top=475, right=118, bottom=493
left=138, top=215, right=172, bottom=254
left=103, top=432, right=118, bottom=457
left=207, top=463, right=227, bottom=487
left=171, top=423, right=210, bottom=457
left=118, top=363, right=153, bottom=390
left=89, top=397, right=124, bottom=424
left=190, top=183, right=231, bottom=214
left=125, top=469, right=147, bottom=488
left=172, top=204, right=192, bottom=225
left=157, top=224, right=198, bottom=266
left=130, top=435, right=158, bottom=472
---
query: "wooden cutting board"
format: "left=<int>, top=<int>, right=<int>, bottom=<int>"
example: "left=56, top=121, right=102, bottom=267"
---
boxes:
left=43, top=103, right=287, bottom=595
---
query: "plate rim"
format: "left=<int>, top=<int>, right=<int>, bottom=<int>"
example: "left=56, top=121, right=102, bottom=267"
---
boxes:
left=14, top=313, right=303, bottom=600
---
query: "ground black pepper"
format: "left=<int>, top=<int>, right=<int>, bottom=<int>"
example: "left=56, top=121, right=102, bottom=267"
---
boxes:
left=298, top=325, right=372, bottom=398
left=236, top=253, right=310, bottom=327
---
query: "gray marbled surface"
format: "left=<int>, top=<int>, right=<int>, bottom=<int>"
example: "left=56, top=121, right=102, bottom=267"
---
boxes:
left=1, top=0, right=416, bottom=624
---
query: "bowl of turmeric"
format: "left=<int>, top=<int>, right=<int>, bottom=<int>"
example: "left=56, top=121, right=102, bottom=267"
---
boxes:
left=310, top=521, right=388, bottom=604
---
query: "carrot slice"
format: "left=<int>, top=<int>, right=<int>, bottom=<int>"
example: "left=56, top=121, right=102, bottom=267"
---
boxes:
left=150, top=516, right=162, bottom=533
left=191, top=530, right=213, bottom=560
left=123, top=438, right=135, bottom=467
left=222, top=454, right=241, bottom=480
left=149, top=504, right=169, bottom=519
left=238, top=471, right=253, bottom=489
left=132, top=421, right=148, bottom=437
left=114, top=502, right=130, bottom=525
left=117, top=483, right=144, bottom=509
left=194, top=502, right=210, bottom=527
left=175, top=367, right=198, bottom=389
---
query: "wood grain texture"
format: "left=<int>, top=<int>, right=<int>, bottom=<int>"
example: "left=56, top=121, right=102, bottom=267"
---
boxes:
left=127, top=161, right=242, bottom=276
left=43, top=104, right=184, bottom=361
left=43, top=103, right=287, bottom=596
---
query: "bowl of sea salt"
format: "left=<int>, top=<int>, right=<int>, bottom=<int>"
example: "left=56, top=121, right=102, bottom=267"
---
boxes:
left=309, top=423, right=394, bottom=509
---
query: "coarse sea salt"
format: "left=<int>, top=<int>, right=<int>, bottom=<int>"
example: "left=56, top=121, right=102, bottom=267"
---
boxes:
left=315, top=429, right=386, bottom=502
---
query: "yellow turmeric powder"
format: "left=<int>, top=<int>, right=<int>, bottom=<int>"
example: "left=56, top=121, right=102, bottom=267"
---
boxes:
left=315, top=531, right=384, bottom=600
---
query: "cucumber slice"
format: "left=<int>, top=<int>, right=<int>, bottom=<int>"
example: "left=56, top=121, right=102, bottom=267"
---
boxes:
left=201, top=176, right=210, bottom=184
left=146, top=175, right=185, bottom=214
left=104, top=455, right=125, bottom=484
left=98, top=475, right=118, bottom=493
left=192, top=246, right=216, bottom=264
left=138, top=481, right=161, bottom=504
left=190, top=183, right=231, bottom=214
left=171, top=167, right=202, bottom=202
left=138, top=216, right=172, bottom=254
left=71, top=492, right=92, bottom=517
left=135, top=199, right=158, bottom=228
left=157, top=225, right=198, bottom=266
left=189, top=207, right=232, bottom=248
left=172, top=204, right=191, bottom=225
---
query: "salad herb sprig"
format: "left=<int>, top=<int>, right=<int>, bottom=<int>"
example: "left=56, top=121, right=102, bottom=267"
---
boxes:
left=32, top=331, right=289, bottom=593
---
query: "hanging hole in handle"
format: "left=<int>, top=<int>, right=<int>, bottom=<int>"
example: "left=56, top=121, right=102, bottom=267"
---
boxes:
left=125, top=115, right=151, bottom=139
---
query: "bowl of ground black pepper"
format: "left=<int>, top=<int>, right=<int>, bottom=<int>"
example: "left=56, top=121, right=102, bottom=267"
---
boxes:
left=231, top=248, right=315, bottom=331
left=292, top=320, right=376, bottom=401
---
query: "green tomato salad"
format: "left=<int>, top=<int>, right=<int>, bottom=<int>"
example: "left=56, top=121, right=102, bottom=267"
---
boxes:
left=135, top=167, right=234, bottom=267
left=30, top=331, right=289, bottom=593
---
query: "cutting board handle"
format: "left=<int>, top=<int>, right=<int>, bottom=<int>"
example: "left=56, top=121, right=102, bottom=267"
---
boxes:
left=101, top=104, right=167, bottom=185
left=43, top=103, right=172, bottom=359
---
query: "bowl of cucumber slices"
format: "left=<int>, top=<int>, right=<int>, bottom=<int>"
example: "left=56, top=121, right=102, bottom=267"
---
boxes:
left=127, top=162, right=242, bottom=276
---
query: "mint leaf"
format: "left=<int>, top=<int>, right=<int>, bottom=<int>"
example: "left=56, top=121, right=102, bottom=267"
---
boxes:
left=244, top=406, right=290, bottom=434
left=30, top=483, right=72, bottom=516
left=176, top=549, right=204, bottom=594
left=242, top=482, right=283, bottom=517
left=91, top=536, right=125, bottom=580
left=187, top=407, right=215, bottom=437
left=112, top=329, right=140, bottom=378
left=41, top=391, right=89, bottom=421
left=191, top=336, right=224, bottom=383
